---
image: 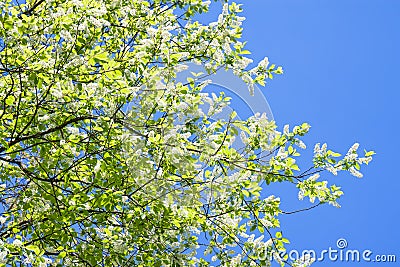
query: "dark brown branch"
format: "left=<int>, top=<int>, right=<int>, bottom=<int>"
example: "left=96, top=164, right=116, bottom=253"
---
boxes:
left=8, top=115, right=95, bottom=147
left=22, top=0, right=46, bottom=16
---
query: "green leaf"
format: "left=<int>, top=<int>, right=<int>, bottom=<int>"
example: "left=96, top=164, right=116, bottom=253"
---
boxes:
left=25, top=245, right=40, bottom=255
left=365, top=150, right=376, bottom=157
left=282, top=238, right=290, bottom=244
left=329, top=150, right=341, bottom=157
left=93, top=126, right=103, bottom=132
left=240, top=50, right=251, bottom=55
left=5, top=95, right=15, bottom=105
left=94, top=52, right=109, bottom=62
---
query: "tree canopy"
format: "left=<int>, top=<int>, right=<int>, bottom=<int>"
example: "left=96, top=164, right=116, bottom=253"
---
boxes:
left=0, top=0, right=373, bottom=266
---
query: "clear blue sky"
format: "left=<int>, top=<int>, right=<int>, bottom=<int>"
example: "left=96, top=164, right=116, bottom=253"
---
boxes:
left=238, top=0, right=399, bottom=266
left=203, top=0, right=399, bottom=265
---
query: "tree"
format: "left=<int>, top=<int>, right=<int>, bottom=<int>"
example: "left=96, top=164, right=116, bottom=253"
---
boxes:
left=0, top=0, right=374, bottom=266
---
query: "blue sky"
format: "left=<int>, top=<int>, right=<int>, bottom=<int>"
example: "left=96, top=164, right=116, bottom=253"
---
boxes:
left=235, top=0, right=399, bottom=266
left=199, top=0, right=399, bottom=265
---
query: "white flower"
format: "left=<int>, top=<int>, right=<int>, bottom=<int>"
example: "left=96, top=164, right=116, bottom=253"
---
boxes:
left=239, top=232, right=249, bottom=238
left=357, top=156, right=372, bottom=165
left=265, top=195, right=277, bottom=203
left=174, top=64, right=188, bottom=73
left=208, top=21, right=218, bottom=28
left=86, top=83, right=98, bottom=91
left=248, top=82, right=255, bottom=96
left=295, top=253, right=316, bottom=266
left=92, top=6, right=107, bottom=17
left=12, top=239, right=22, bottom=247
left=190, top=227, right=201, bottom=235
left=326, top=164, right=338, bottom=175
left=297, top=140, right=306, bottom=149
left=23, top=253, right=35, bottom=264
left=349, top=167, right=363, bottom=178
left=70, top=0, right=83, bottom=7
left=345, top=153, right=357, bottom=160
left=77, top=21, right=88, bottom=31
left=273, top=251, right=283, bottom=265
left=231, top=254, right=242, bottom=265
left=201, top=1, right=211, bottom=7
left=52, top=8, right=65, bottom=19
left=0, top=216, right=6, bottom=224
left=222, top=3, right=229, bottom=15
left=321, top=143, right=327, bottom=153
left=38, top=114, right=50, bottom=121
left=94, top=161, right=101, bottom=173
left=70, top=146, right=79, bottom=157
left=283, top=124, right=289, bottom=135
left=161, top=30, right=171, bottom=40
left=260, top=217, right=274, bottom=228
left=314, top=143, right=320, bottom=154
left=258, top=57, right=269, bottom=69
left=59, top=30, right=73, bottom=42
left=43, top=257, right=52, bottom=264
left=247, top=234, right=255, bottom=243
left=176, top=102, right=188, bottom=111
left=348, top=143, right=359, bottom=153
left=66, top=126, right=79, bottom=135
left=0, top=250, right=7, bottom=262
left=240, top=131, right=248, bottom=144
left=265, top=238, right=273, bottom=247
left=329, top=201, right=341, bottom=208
left=50, top=88, right=63, bottom=99
left=254, top=235, right=264, bottom=246
left=276, top=147, right=287, bottom=159
left=237, top=16, right=246, bottom=22
left=308, top=173, right=320, bottom=181
left=135, top=51, right=147, bottom=60
left=181, top=132, right=191, bottom=139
